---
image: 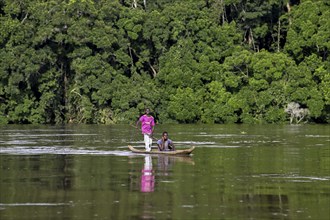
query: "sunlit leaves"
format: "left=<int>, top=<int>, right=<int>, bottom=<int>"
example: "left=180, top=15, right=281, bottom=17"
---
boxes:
left=69, top=0, right=94, bottom=4
left=285, top=1, right=330, bottom=61
left=0, top=0, right=329, bottom=124
left=201, top=81, right=237, bottom=123
left=168, top=88, right=202, bottom=123
left=219, top=49, right=326, bottom=123
left=319, top=69, right=330, bottom=105
left=0, top=16, right=20, bottom=45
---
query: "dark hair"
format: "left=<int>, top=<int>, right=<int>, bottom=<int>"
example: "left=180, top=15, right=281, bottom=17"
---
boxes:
left=162, top=131, right=168, bottom=136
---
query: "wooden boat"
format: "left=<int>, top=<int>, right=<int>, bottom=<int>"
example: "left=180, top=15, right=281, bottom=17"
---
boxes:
left=128, top=145, right=195, bottom=155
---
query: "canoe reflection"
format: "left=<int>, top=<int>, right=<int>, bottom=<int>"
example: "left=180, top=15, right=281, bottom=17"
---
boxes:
left=140, top=155, right=155, bottom=193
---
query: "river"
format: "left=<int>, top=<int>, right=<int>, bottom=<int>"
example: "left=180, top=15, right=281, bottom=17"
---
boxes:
left=0, top=124, right=329, bottom=220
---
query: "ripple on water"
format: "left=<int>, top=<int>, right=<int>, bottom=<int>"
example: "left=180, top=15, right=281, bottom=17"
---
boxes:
left=252, top=174, right=330, bottom=182
left=0, top=146, right=132, bottom=156
left=0, top=203, right=72, bottom=207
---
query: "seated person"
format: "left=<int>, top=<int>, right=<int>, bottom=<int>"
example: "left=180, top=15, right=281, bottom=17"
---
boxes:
left=157, top=131, right=175, bottom=151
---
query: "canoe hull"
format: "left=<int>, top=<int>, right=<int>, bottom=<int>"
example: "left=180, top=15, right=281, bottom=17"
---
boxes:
left=128, top=145, right=195, bottom=155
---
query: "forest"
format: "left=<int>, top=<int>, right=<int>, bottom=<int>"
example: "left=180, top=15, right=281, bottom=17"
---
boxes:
left=0, top=0, right=329, bottom=124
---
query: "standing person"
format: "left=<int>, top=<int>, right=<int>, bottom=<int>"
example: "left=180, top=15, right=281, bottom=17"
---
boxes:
left=157, top=131, right=175, bottom=151
left=136, top=108, right=155, bottom=152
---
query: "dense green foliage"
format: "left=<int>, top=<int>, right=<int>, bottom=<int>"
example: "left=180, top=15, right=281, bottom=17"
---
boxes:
left=0, top=0, right=329, bottom=124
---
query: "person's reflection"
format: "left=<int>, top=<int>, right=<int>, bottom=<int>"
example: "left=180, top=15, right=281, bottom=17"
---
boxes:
left=157, top=155, right=173, bottom=176
left=140, top=155, right=155, bottom=193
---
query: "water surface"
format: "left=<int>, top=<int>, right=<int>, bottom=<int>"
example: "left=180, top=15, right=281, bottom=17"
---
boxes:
left=0, top=124, right=329, bottom=219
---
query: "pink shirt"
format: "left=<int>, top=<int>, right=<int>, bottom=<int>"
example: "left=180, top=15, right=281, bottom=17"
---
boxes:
left=139, top=115, right=155, bottom=134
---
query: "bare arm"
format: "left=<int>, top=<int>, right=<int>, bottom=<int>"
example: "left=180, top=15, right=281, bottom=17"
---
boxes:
left=157, top=142, right=164, bottom=151
left=151, top=125, right=155, bottom=137
left=151, top=118, right=155, bottom=136
left=136, top=119, right=141, bottom=129
left=169, top=141, right=175, bottom=151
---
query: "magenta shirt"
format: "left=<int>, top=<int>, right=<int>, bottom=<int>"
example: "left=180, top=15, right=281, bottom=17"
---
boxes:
left=139, top=115, right=155, bottom=134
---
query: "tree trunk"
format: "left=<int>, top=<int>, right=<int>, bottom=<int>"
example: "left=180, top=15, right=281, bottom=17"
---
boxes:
left=286, top=2, right=292, bottom=25
left=277, top=18, right=281, bottom=52
left=132, top=0, right=137, bottom=8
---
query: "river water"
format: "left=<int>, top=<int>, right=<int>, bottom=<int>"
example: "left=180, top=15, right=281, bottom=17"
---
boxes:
left=0, top=124, right=329, bottom=220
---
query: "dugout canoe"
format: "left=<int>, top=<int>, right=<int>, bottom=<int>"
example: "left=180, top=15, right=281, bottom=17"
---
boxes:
left=128, top=145, right=195, bottom=155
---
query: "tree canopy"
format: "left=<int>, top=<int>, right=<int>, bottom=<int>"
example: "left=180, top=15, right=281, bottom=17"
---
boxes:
left=0, top=0, right=329, bottom=124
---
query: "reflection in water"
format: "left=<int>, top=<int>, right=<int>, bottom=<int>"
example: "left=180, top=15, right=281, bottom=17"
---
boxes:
left=1, top=124, right=329, bottom=220
left=139, top=156, right=156, bottom=220
left=157, top=155, right=175, bottom=176
left=140, top=156, right=155, bottom=193
left=240, top=193, right=289, bottom=218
